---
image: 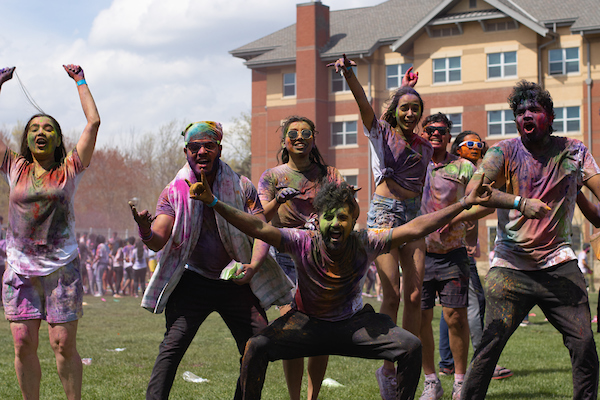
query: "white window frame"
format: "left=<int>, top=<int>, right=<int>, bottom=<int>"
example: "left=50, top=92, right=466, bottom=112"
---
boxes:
left=386, top=63, right=412, bottom=90
left=433, top=57, right=461, bottom=84
left=283, top=73, right=296, bottom=97
left=553, top=106, right=580, bottom=133
left=487, top=110, right=517, bottom=137
left=487, top=51, right=517, bottom=79
left=549, top=47, right=579, bottom=75
left=331, top=66, right=356, bottom=93
left=447, top=113, right=462, bottom=133
left=331, top=121, right=358, bottom=146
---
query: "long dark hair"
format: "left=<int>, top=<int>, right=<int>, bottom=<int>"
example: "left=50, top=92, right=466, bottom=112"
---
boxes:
left=277, top=115, right=328, bottom=176
left=381, top=86, right=424, bottom=129
left=136, top=240, right=145, bottom=260
left=20, top=113, right=66, bottom=163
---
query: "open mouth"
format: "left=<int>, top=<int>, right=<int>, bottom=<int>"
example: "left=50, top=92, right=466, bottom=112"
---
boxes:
left=35, top=136, right=47, bottom=146
left=329, top=230, right=342, bottom=241
left=523, top=122, right=536, bottom=134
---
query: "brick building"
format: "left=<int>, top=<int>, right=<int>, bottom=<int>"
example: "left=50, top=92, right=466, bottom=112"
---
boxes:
left=231, top=0, right=600, bottom=268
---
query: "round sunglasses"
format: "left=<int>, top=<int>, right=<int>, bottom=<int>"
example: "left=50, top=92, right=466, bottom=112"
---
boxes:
left=287, top=129, right=313, bottom=140
left=458, top=140, right=484, bottom=150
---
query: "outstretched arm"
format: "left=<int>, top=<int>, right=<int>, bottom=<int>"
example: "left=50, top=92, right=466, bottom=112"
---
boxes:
left=582, top=175, right=600, bottom=228
left=327, top=54, right=377, bottom=131
left=187, top=173, right=283, bottom=249
left=129, top=202, right=174, bottom=252
left=64, top=65, right=100, bottom=168
left=0, top=67, right=16, bottom=157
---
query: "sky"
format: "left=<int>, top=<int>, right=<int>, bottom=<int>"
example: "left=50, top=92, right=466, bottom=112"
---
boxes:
left=0, top=0, right=384, bottom=149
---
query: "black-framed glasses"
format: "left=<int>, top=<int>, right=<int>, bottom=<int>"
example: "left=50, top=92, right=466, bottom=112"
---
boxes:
left=287, top=129, right=313, bottom=140
left=458, top=140, right=484, bottom=150
left=186, top=141, right=219, bottom=154
left=423, top=126, right=449, bottom=135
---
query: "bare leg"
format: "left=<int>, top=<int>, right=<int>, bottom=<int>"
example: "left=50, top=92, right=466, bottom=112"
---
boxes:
left=307, top=355, right=329, bottom=400
left=376, top=248, right=402, bottom=373
left=420, top=308, right=436, bottom=375
left=399, top=239, right=425, bottom=335
left=443, top=307, right=469, bottom=375
left=11, top=319, right=42, bottom=400
left=48, top=320, right=82, bottom=400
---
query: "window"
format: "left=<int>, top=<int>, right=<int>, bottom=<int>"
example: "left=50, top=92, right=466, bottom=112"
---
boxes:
left=447, top=113, right=462, bottom=133
left=386, top=63, right=413, bottom=90
left=488, top=110, right=517, bottom=136
left=343, top=175, right=358, bottom=187
left=488, top=51, right=517, bottom=79
left=553, top=106, right=580, bottom=133
left=283, top=73, right=296, bottom=97
left=485, top=20, right=518, bottom=31
left=549, top=48, right=579, bottom=75
left=331, top=121, right=357, bottom=146
left=488, top=226, right=497, bottom=253
left=433, top=57, right=461, bottom=83
left=331, top=67, right=356, bottom=92
left=430, top=26, right=461, bottom=38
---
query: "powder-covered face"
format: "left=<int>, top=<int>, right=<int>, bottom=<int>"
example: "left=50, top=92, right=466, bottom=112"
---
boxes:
left=27, top=116, right=61, bottom=160
left=515, top=100, right=553, bottom=147
left=184, top=139, right=222, bottom=179
left=395, top=94, right=422, bottom=133
left=421, top=122, right=450, bottom=153
left=319, top=204, right=355, bottom=252
left=456, top=134, right=482, bottom=164
left=283, top=121, right=314, bottom=157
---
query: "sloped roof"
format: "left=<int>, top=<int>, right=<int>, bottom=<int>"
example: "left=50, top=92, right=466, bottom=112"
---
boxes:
left=230, top=0, right=600, bottom=68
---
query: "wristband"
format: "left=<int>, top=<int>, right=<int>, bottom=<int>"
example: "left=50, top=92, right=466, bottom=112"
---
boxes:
left=207, top=195, right=218, bottom=207
left=460, top=197, right=472, bottom=210
left=76, top=79, right=87, bottom=86
left=513, top=196, right=521, bottom=210
left=139, top=228, right=153, bottom=241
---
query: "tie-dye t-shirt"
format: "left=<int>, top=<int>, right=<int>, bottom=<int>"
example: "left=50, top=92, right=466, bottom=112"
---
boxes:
left=478, top=137, right=600, bottom=271
left=1, top=148, right=85, bottom=277
left=364, top=120, right=433, bottom=193
left=279, top=228, right=391, bottom=321
left=258, top=164, right=343, bottom=228
left=420, top=153, right=475, bottom=254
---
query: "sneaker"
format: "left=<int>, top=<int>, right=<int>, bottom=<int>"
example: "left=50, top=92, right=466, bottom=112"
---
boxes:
left=375, top=366, right=397, bottom=400
left=419, top=378, right=443, bottom=400
left=439, top=364, right=455, bottom=376
left=492, top=365, right=513, bottom=380
left=451, top=380, right=463, bottom=400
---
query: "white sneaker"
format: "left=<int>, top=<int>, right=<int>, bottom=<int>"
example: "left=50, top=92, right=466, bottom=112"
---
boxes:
left=419, top=378, right=443, bottom=400
left=452, top=380, right=463, bottom=400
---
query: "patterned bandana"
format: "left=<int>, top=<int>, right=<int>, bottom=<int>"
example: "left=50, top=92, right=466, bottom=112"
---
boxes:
left=182, top=121, right=223, bottom=145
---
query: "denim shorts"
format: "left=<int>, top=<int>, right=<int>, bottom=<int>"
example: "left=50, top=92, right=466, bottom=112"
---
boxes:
left=367, top=193, right=421, bottom=229
left=3, top=258, right=84, bottom=323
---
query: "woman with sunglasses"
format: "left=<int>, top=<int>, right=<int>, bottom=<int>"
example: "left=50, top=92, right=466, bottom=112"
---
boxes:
left=0, top=65, right=100, bottom=400
left=258, top=115, right=343, bottom=400
left=329, top=54, right=433, bottom=399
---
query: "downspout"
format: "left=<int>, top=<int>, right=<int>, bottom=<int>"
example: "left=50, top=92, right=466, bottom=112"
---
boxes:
left=537, top=28, right=556, bottom=87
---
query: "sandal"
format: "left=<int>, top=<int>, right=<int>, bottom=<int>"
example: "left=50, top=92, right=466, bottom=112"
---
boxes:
left=492, top=365, right=513, bottom=380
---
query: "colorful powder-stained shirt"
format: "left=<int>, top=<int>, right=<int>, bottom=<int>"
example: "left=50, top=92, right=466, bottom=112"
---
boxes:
left=258, top=164, right=343, bottom=228
left=364, top=120, right=433, bottom=194
left=420, top=153, right=475, bottom=254
left=478, top=137, right=600, bottom=271
left=1, top=148, right=85, bottom=276
left=279, top=228, right=391, bottom=322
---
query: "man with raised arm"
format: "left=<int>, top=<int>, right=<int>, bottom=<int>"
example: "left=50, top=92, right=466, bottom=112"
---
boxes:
left=188, top=170, right=496, bottom=400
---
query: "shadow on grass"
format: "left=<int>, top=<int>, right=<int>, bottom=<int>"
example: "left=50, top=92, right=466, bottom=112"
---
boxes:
left=508, top=366, right=571, bottom=377
left=487, top=390, right=571, bottom=399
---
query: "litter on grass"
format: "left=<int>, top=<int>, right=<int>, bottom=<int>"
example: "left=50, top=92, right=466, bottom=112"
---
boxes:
left=183, top=371, right=209, bottom=383
left=82, top=358, right=92, bottom=365
left=322, top=378, right=344, bottom=387
left=106, top=348, right=126, bottom=352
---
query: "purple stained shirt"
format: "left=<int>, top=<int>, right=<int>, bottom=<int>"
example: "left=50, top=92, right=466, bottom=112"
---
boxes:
left=1, top=148, right=85, bottom=276
left=420, top=153, right=475, bottom=254
left=365, top=120, right=433, bottom=194
left=479, top=137, right=600, bottom=271
left=279, top=228, right=391, bottom=322
left=258, top=164, right=343, bottom=228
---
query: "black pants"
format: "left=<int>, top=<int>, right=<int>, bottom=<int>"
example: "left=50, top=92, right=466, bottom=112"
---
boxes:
left=146, top=271, right=268, bottom=400
left=240, top=304, right=422, bottom=400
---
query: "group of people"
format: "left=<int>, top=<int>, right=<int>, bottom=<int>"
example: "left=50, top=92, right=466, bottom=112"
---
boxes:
left=0, top=52, right=598, bottom=400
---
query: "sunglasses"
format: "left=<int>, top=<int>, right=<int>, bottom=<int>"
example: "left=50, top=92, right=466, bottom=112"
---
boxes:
left=458, top=140, right=484, bottom=150
left=186, top=141, right=219, bottom=154
left=287, top=129, right=313, bottom=140
left=423, top=126, right=449, bottom=135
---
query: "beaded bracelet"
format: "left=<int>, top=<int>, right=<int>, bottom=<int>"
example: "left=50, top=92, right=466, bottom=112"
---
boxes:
left=207, top=195, right=218, bottom=207
left=76, top=79, right=87, bottom=86
left=139, top=228, right=153, bottom=242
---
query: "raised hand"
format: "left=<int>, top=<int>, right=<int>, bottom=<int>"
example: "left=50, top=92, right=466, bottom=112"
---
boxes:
left=326, top=53, right=356, bottom=74
left=275, top=187, right=300, bottom=204
left=129, top=201, right=154, bottom=231
left=0, top=67, right=16, bottom=86
left=401, top=66, right=418, bottom=88
left=63, top=64, right=85, bottom=82
left=186, top=171, right=214, bottom=203
left=465, top=174, right=492, bottom=207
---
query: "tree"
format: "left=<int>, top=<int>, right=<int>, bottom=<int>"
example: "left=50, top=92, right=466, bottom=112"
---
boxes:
left=221, top=112, right=251, bottom=178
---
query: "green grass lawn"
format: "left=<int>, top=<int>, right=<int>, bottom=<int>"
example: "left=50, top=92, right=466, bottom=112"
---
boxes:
left=0, top=292, right=598, bottom=399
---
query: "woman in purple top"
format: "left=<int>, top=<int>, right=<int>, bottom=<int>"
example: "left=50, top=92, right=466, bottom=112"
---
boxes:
left=0, top=65, right=100, bottom=400
left=329, top=54, right=433, bottom=398
left=258, top=116, right=342, bottom=400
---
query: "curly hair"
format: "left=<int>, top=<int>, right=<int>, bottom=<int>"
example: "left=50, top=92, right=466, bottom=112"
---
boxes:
left=313, top=180, right=359, bottom=221
left=20, top=113, right=66, bottom=164
left=277, top=115, right=328, bottom=176
left=508, top=80, right=555, bottom=132
left=381, top=86, right=424, bottom=129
